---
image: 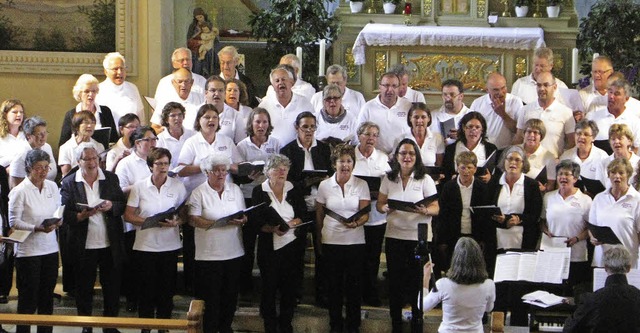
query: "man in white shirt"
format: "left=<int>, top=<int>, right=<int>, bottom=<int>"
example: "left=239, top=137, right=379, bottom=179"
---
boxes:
left=470, top=72, right=523, bottom=150
left=96, top=52, right=145, bottom=126
left=391, top=63, right=426, bottom=104
left=514, top=72, right=576, bottom=158
left=218, top=46, right=258, bottom=107
left=586, top=77, right=640, bottom=151
left=357, top=72, right=412, bottom=154
left=154, top=48, right=206, bottom=101
left=259, top=65, right=314, bottom=145
left=150, top=68, right=204, bottom=133
left=429, top=79, right=471, bottom=145
left=201, top=76, right=245, bottom=143
left=579, top=56, right=615, bottom=117
left=310, top=64, right=366, bottom=116
left=266, top=54, right=316, bottom=101
left=512, top=47, right=569, bottom=105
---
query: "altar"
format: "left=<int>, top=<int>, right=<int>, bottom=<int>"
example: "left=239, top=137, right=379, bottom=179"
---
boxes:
left=331, top=4, right=579, bottom=107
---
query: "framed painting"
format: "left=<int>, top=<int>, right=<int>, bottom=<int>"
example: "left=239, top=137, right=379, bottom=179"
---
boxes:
left=0, top=0, right=137, bottom=76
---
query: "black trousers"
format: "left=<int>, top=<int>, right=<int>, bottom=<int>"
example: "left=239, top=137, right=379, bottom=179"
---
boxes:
left=195, top=257, right=242, bottom=333
left=135, top=250, right=178, bottom=319
left=59, top=224, right=75, bottom=294
left=324, top=243, right=365, bottom=332
left=385, top=238, right=421, bottom=333
left=240, top=198, right=258, bottom=293
left=181, top=223, right=196, bottom=294
left=0, top=245, right=14, bottom=296
left=362, top=224, right=386, bottom=302
left=15, top=252, right=59, bottom=333
left=75, top=247, right=121, bottom=318
left=121, top=230, right=137, bottom=303
left=258, top=239, right=303, bottom=333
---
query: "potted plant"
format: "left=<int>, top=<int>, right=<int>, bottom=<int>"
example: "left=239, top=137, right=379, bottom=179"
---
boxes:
left=546, top=0, right=560, bottom=18
left=349, top=0, right=364, bottom=13
left=382, top=0, right=400, bottom=14
left=514, top=0, right=530, bottom=17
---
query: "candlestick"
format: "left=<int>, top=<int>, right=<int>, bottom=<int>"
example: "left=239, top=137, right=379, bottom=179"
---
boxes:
left=593, top=53, right=599, bottom=60
left=319, top=39, right=326, bottom=77
left=296, top=47, right=303, bottom=77
left=571, top=48, right=579, bottom=83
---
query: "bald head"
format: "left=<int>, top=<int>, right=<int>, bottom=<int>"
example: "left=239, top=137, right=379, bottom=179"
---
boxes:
left=172, top=68, right=194, bottom=100
left=486, top=72, right=507, bottom=104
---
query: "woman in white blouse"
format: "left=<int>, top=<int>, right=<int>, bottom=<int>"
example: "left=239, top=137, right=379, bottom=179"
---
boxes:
left=155, top=102, right=195, bottom=169
left=9, top=116, right=57, bottom=188
left=541, top=160, right=592, bottom=287
left=352, top=121, right=391, bottom=306
left=596, top=124, right=639, bottom=189
left=105, top=113, right=140, bottom=172
left=58, top=111, right=105, bottom=177
left=0, top=99, right=26, bottom=171
left=521, top=118, right=557, bottom=192
left=589, top=157, right=640, bottom=268
left=403, top=102, right=444, bottom=167
left=178, top=104, right=241, bottom=192
left=315, top=84, right=358, bottom=143
left=224, top=78, right=252, bottom=141
left=123, top=147, right=187, bottom=327
left=422, top=237, right=495, bottom=333
left=188, top=154, right=247, bottom=333
left=252, top=154, right=306, bottom=333
left=9, top=149, right=62, bottom=333
left=377, top=138, right=439, bottom=333
left=316, top=144, right=370, bottom=333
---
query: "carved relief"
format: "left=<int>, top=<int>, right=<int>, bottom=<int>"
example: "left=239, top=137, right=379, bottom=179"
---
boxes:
left=477, top=0, right=487, bottom=18
left=375, top=51, right=387, bottom=83
left=345, top=47, right=358, bottom=81
left=423, top=0, right=433, bottom=16
left=515, top=56, right=527, bottom=78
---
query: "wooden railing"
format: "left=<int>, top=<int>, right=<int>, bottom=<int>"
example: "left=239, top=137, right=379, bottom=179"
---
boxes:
left=0, top=300, right=204, bottom=333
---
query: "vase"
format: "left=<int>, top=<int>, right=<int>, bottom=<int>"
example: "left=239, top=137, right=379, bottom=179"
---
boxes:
left=350, top=1, right=364, bottom=13
left=546, top=5, right=560, bottom=18
left=515, top=6, right=528, bottom=17
left=383, top=3, right=396, bottom=14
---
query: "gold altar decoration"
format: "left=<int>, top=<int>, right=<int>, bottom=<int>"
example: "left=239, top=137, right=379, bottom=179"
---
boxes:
left=477, top=0, right=487, bottom=17
left=423, top=0, right=433, bottom=16
left=515, top=56, right=528, bottom=78
left=345, top=48, right=358, bottom=81
left=375, top=51, right=388, bottom=83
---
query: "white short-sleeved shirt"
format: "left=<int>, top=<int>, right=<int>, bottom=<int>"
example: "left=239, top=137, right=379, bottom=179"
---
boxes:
left=0, top=131, right=26, bottom=167
left=261, top=180, right=298, bottom=251
left=207, top=103, right=246, bottom=144
left=154, top=72, right=206, bottom=103
left=236, top=136, right=281, bottom=198
left=524, top=144, right=557, bottom=181
left=8, top=178, right=60, bottom=257
left=74, top=169, right=109, bottom=249
left=422, top=278, right=495, bottom=333
left=496, top=173, right=526, bottom=249
left=586, top=108, right=640, bottom=148
left=429, top=105, right=472, bottom=146
left=266, top=79, right=316, bottom=102
left=595, top=153, right=640, bottom=189
left=400, top=131, right=445, bottom=167
left=589, top=186, right=640, bottom=268
left=517, top=100, right=575, bottom=157
left=177, top=132, right=241, bottom=192
left=10, top=143, right=57, bottom=181
left=315, top=109, right=358, bottom=142
left=58, top=137, right=105, bottom=168
left=152, top=92, right=204, bottom=131
left=543, top=189, right=592, bottom=262
left=558, top=145, right=609, bottom=180
left=188, top=181, right=246, bottom=261
left=316, top=175, right=370, bottom=245
left=402, top=87, right=426, bottom=104
left=380, top=173, right=437, bottom=241
left=259, top=93, right=314, bottom=146
left=105, top=138, right=129, bottom=172
left=127, top=176, right=187, bottom=252
left=471, top=93, right=524, bottom=150
left=115, top=152, right=151, bottom=190
left=96, top=79, right=145, bottom=126
left=453, top=141, right=488, bottom=170
left=511, top=74, right=569, bottom=105
left=310, top=87, right=366, bottom=116
left=357, top=96, right=412, bottom=154
left=580, top=84, right=640, bottom=117
left=353, top=147, right=391, bottom=226
left=230, top=104, right=252, bottom=143
left=156, top=127, right=195, bottom=169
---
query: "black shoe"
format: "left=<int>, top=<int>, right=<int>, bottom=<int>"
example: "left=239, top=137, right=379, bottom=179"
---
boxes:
left=126, top=300, right=137, bottom=312
left=0, top=327, right=9, bottom=333
left=0, top=295, right=7, bottom=304
left=158, top=330, right=169, bottom=333
left=103, top=329, right=121, bottom=333
left=82, top=328, right=93, bottom=333
left=141, top=330, right=151, bottom=333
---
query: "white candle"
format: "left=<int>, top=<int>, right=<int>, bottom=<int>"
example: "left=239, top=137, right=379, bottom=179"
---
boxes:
left=593, top=53, right=599, bottom=60
left=319, top=39, right=326, bottom=77
left=571, top=48, right=579, bottom=83
left=296, top=47, right=303, bottom=77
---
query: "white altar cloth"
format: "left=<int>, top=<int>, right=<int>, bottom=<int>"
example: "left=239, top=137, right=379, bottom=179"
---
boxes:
left=352, top=24, right=546, bottom=65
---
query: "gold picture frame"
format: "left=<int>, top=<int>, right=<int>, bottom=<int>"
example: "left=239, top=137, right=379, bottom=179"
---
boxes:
left=0, top=0, right=137, bottom=76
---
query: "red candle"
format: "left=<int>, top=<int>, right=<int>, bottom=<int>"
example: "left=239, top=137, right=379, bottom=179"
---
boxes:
left=404, top=2, right=412, bottom=14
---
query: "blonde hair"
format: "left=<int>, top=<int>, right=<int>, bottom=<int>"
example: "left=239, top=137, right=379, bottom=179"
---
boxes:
left=72, top=74, right=100, bottom=102
left=0, top=99, right=24, bottom=138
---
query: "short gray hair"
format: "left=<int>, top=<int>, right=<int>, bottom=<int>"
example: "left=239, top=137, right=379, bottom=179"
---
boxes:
left=609, top=77, right=632, bottom=97
left=103, top=52, right=126, bottom=69
left=575, top=119, right=599, bottom=138
left=390, top=63, right=410, bottom=79
left=323, top=84, right=342, bottom=99
left=270, top=64, right=296, bottom=82
left=74, top=142, right=99, bottom=162
left=604, top=246, right=631, bottom=274
left=171, top=47, right=192, bottom=62
left=498, top=145, right=530, bottom=174
left=534, top=47, right=554, bottom=64
left=356, top=121, right=380, bottom=136
left=23, top=116, right=47, bottom=136
left=264, top=154, right=291, bottom=176
left=200, top=154, right=230, bottom=174
left=555, top=159, right=580, bottom=179
left=326, top=64, right=347, bottom=80
left=72, top=74, right=99, bottom=102
left=280, top=54, right=301, bottom=73
left=25, top=149, right=50, bottom=174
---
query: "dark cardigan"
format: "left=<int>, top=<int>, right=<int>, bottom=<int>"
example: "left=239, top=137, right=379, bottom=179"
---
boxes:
left=442, top=140, right=498, bottom=181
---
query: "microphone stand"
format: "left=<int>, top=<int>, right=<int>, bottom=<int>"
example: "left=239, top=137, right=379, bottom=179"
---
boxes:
left=412, top=223, right=437, bottom=333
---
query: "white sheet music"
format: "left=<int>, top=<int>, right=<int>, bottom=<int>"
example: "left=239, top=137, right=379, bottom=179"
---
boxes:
left=535, top=250, right=571, bottom=283
left=494, top=251, right=568, bottom=283
left=540, top=234, right=568, bottom=250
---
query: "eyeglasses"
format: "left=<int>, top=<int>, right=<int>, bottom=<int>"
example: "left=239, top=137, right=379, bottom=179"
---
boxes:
left=206, top=88, right=224, bottom=93
left=209, top=169, right=228, bottom=175
left=398, top=151, right=416, bottom=157
left=591, top=69, right=612, bottom=77
left=153, top=161, right=170, bottom=167
left=31, top=131, right=48, bottom=138
left=380, top=84, right=399, bottom=89
left=361, top=132, right=379, bottom=138
left=32, top=165, right=51, bottom=172
left=506, top=157, right=523, bottom=163
left=535, top=82, right=555, bottom=88
left=557, top=171, right=574, bottom=177
left=299, top=124, right=317, bottom=131
left=442, top=92, right=461, bottom=99
left=173, top=57, right=190, bottom=63
left=123, top=125, right=139, bottom=130
left=137, top=137, right=158, bottom=142
left=107, top=67, right=126, bottom=72
left=576, top=130, right=593, bottom=137
left=525, top=129, right=541, bottom=136
left=80, top=157, right=98, bottom=162
left=324, top=96, right=341, bottom=102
